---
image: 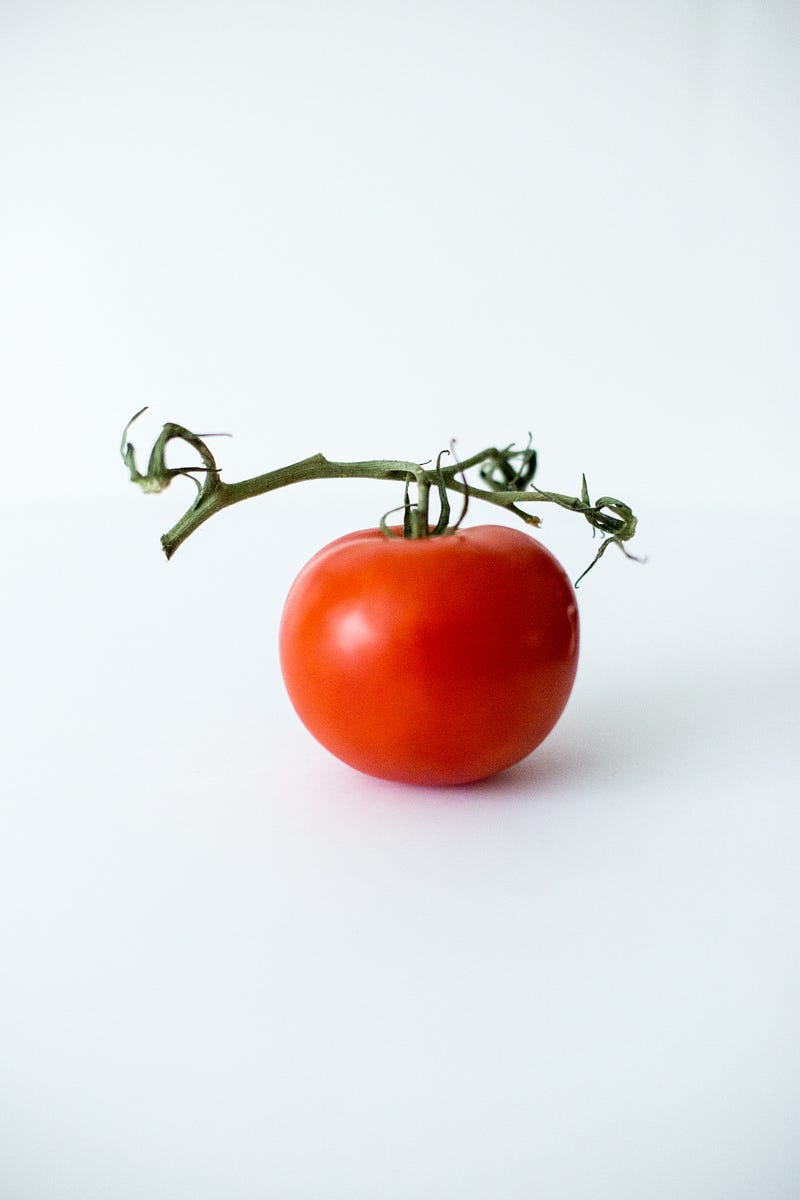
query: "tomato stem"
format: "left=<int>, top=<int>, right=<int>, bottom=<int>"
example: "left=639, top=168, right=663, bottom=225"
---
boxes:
left=121, top=410, right=640, bottom=582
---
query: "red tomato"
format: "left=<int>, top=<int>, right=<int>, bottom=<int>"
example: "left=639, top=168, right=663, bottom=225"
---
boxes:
left=279, top=525, right=579, bottom=785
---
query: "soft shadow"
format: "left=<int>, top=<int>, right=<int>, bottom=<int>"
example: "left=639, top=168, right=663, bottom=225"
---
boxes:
left=457, top=656, right=800, bottom=800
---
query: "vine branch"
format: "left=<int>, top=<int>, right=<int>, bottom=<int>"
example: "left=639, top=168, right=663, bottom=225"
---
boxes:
left=121, top=410, right=640, bottom=584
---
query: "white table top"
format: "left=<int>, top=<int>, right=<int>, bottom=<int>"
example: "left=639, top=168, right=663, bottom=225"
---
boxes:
left=2, top=495, right=797, bottom=1199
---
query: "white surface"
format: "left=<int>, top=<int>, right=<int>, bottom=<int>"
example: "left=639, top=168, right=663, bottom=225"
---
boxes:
left=1, top=1, right=799, bottom=1196
left=1, top=496, right=798, bottom=1199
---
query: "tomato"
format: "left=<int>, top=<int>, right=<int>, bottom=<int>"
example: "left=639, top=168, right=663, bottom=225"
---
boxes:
left=279, top=524, right=579, bottom=786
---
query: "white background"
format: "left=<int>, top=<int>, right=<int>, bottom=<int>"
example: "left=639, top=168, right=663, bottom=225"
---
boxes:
left=1, top=2, right=799, bottom=1197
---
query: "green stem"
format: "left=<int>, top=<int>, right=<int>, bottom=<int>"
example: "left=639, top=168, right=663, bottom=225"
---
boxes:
left=121, top=411, right=640, bottom=582
left=161, top=454, right=429, bottom=559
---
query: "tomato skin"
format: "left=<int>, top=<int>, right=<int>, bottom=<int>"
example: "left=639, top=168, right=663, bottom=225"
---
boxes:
left=279, top=525, right=579, bottom=786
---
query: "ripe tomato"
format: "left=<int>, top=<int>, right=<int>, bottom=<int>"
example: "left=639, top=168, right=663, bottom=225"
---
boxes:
left=279, top=524, right=579, bottom=785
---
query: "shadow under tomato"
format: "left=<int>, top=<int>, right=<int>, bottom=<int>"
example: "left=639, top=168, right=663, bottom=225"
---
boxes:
left=464, top=745, right=589, bottom=795
left=355, top=740, right=596, bottom=803
left=435, top=652, right=799, bottom=801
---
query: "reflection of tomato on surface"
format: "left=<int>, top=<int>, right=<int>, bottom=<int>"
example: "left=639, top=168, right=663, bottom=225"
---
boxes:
left=279, top=524, right=579, bottom=785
